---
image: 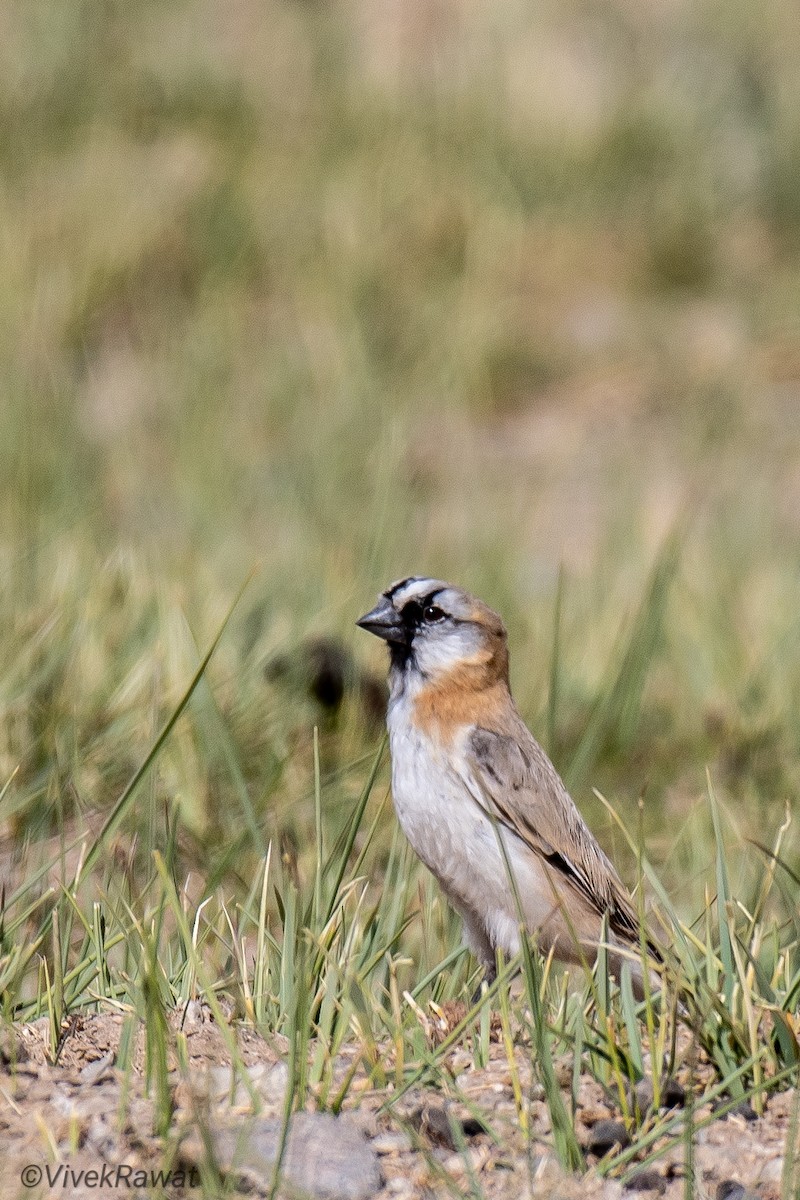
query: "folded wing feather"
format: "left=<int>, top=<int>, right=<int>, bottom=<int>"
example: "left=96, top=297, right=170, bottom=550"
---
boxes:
left=465, top=725, right=650, bottom=954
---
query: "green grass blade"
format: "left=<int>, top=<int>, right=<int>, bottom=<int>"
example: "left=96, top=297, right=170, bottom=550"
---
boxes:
left=76, top=573, right=254, bottom=884
left=708, top=772, right=734, bottom=1008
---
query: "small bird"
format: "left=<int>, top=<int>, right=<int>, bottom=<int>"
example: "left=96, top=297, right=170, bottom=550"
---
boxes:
left=357, top=577, right=659, bottom=991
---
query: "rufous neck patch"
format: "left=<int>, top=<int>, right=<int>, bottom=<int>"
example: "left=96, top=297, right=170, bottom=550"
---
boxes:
left=411, top=659, right=511, bottom=743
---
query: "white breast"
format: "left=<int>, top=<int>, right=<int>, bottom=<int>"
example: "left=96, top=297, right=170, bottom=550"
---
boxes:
left=386, top=686, right=559, bottom=961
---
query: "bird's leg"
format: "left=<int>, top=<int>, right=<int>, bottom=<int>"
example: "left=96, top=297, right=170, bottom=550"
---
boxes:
left=470, top=960, right=496, bottom=1006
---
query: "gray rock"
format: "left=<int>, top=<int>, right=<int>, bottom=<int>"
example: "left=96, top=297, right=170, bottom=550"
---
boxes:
left=197, top=1111, right=381, bottom=1199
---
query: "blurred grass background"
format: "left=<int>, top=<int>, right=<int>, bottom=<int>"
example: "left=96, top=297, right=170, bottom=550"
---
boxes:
left=3, top=0, right=800, bottom=948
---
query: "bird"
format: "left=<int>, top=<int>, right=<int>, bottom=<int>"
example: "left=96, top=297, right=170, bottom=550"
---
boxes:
left=357, top=576, right=660, bottom=993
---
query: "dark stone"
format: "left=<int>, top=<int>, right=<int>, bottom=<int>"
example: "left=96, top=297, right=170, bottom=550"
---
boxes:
left=631, top=1076, right=685, bottom=1113
left=711, top=1097, right=758, bottom=1122
left=587, top=1119, right=630, bottom=1155
left=408, top=1102, right=486, bottom=1150
left=661, top=1078, right=686, bottom=1108
left=623, top=1170, right=667, bottom=1194
left=716, top=1182, right=748, bottom=1200
left=411, top=1103, right=457, bottom=1150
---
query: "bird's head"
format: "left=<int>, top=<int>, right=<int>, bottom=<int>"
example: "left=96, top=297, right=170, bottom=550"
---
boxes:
left=357, top=577, right=508, bottom=686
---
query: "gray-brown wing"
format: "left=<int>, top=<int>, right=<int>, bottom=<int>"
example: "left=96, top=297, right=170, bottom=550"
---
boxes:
left=466, top=725, right=644, bottom=949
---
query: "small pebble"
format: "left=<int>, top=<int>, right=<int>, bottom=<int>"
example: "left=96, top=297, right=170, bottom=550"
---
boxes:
left=79, top=1051, right=115, bottom=1085
left=662, top=1078, right=686, bottom=1107
left=409, top=1103, right=457, bottom=1150
left=716, top=1182, right=752, bottom=1200
left=386, top=1181, right=413, bottom=1196
left=582, top=1105, right=613, bottom=1124
left=408, top=1101, right=485, bottom=1150
left=711, top=1098, right=758, bottom=1122
left=632, top=1077, right=686, bottom=1113
left=372, top=1132, right=412, bottom=1154
left=443, top=1147, right=483, bottom=1175
left=623, top=1170, right=667, bottom=1194
left=554, top=1060, right=572, bottom=1087
left=587, top=1119, right=630, bottom=1155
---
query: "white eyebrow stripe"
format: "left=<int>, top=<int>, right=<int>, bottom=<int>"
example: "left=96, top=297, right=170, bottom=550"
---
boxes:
left=389, top=578, right=443, bottom=606
left=386, top=577, right=417, bottom=598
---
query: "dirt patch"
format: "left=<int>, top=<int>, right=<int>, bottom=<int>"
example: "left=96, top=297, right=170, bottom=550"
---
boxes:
left=0, top=1010, right=794, bottom=1198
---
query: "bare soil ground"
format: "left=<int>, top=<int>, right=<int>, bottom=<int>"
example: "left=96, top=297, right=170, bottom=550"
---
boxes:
left=0, top=1009, right=792, bottom=1199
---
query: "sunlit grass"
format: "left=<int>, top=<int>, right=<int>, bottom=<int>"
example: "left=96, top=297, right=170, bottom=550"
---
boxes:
left=2, top=573, right=800, bottom=1191
left=3, top=0, right=800, bottom=1192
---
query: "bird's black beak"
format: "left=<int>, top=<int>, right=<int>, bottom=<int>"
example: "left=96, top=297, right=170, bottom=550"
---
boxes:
left=356, top=596, right=408, bottom=645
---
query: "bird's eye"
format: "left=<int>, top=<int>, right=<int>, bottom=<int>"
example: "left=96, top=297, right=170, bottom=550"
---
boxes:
left=423, top=604, right=445, bottom=623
